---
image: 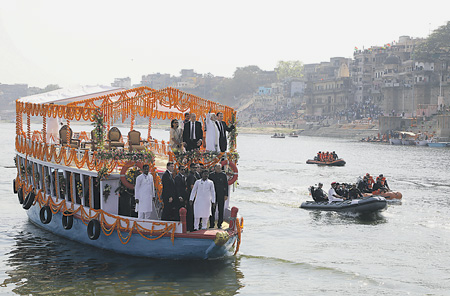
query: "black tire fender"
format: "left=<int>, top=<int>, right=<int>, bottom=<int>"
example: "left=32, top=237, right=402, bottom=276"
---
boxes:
left=17, top=187, right=24, bottom=204
left=22, top=191, right=35, bottom=210
left=13, top=179, right=17, bottom=194
left=87, top=219, right=101, bottom=240
left=62, top=212, right=74, bottom=230
left=39, top=206, right=52, bottom=224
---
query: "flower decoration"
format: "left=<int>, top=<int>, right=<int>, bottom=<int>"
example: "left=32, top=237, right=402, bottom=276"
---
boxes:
left=103, top=184, right=112, bottom=201
left=227, top=112, right=238, bottom=152
left=115, top=166, right=141, bottom=196
left=96, top=149, right=155, bottom=163
left=97, top=166, right=109, bottom=181
left=126, top=167, right=142, bottom=185
left=92, top=110, right=106, bottom=150
left=76, top=181, right=83, bottom=198
left=59, top=175, right=66, bottom=196
left=26, top=165, right=32, bottom=176
left=20, top=164, right=25, bottom=178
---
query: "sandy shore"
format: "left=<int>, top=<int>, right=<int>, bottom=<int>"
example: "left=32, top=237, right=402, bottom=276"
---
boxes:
left=239, top=124, right=379, bottom=140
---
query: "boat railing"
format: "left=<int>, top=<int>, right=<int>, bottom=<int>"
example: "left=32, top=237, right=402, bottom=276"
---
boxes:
left=16, top=133, right=173, bottom=174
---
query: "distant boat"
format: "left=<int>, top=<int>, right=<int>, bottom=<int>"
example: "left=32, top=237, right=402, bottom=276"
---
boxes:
left=271, top=133, right=285, bottom=138
left=401, top=139, right=416, bottom=145
left=306, top=158, right=346, bottom=166
left=427, top=138, right=450, bottom=147
left=288, top=132, right=298, bottom=138
left=389, top=138, right=402, bottom=145
left=427, top=142, right=450, bottom=147
left=415, top=139, right=431, bottom=146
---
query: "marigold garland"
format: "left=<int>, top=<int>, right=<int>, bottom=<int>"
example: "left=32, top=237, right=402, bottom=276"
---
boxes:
left=14, top=176, right=180, bottom=245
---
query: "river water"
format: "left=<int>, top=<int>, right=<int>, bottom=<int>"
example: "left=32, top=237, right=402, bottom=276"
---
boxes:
left=1, top=122, right=450, bottom=295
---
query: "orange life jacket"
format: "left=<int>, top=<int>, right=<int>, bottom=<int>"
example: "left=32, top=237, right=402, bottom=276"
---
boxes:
left=376, top=176, right=386, bottom=186
left=367, top=176, right=375, bottom=189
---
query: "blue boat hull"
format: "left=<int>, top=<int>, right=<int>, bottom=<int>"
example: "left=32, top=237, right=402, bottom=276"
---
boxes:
left=427, top=142, right=449, bottom=147
left=26, top=204, right=236, bottom=260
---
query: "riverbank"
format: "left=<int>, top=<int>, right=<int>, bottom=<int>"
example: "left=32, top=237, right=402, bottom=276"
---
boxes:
left=239, top=123, right=379, bottom=140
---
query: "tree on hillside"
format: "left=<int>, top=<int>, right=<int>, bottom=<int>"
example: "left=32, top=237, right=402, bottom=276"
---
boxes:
left=415, top=21, right=450, bottom=62
left=276, top=60, right=304, bottom=81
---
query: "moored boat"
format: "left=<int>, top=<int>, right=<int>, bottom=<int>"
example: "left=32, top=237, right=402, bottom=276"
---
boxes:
left=427, top=142, right=450, bottom=147
left=13, top=85, right=243, bottom=260
left=389, top=138, right=402, bottom=145
left=300, top=196, right=387, bottom=214
left=306, top=159, right=346, bottom=166
left=415, top=139, right=431, bottom=146
left=271, top=133, right=285, bottom=138
left=401, top=139, right=416, bottom=145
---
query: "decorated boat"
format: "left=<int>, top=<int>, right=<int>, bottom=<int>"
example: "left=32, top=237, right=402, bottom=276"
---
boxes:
left=306, top=159, right=346, bottom=166
left=300, top=196, right=387, bottom=214
left=13, top=85, right=243, bottom=260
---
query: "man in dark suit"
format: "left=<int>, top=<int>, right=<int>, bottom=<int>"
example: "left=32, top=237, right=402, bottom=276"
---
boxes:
left=174, top=166, right=188, bottom=210
left=161, top=162, right=178, bottom=221
left=182, top=113, right=203, bottom=151
left=208, top=163, right=229, bottom=228
left=216, top=112, right=235, bottom=152
left=185, top=163, right=199, bottom=231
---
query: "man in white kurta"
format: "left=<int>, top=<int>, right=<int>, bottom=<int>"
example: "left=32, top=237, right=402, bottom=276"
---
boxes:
left=205, top=111, right=220, bottom=152
left=190, top=170, right=216, bottom=230
left=135, top=164, right=155, bottom=219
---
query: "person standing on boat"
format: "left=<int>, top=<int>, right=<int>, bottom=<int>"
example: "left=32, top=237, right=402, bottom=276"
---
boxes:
left=174, top=166, right=188, bottom=210
left=183, top=113, right=203, bottom=151
left=186, top=163, right=200, bottom=231
left=135, top=164, right=155, bottom=219
left=181, top=112, right=190, bottom=129
left=216, top=112, right=235, bottom=152
left=209, top=163, right=228, bottom=228
left=328, top=182, right=344, bottom=203
left=205, top=108, right=220, bottom=152
left=161, top=162, right=178, bottom=221
left=190, top=170, right=216, bottom=230
left=169, top=119, right=183, bottom=152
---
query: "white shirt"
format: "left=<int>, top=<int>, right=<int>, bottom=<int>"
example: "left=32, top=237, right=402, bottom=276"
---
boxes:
left=205, top=112, right=219, bottom=152
left=328, top=187, right=344, bottom=203
left=190, top=122, right=196, bottom=139
left=135, top=173, right=155, bottom=213
left=190, top=178, right=216, bottom=217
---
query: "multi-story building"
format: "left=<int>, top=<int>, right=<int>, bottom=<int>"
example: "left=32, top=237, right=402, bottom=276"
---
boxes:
left=111, top=77, right=131, bottom=88
left=348, top=35, right=448, bottom=117
left=304, top=57, right=353, bottom=116
left=140, top=73, right=173, bottom=89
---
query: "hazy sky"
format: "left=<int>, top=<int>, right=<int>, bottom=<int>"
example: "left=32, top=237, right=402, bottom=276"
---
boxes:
left=1, top=0, right=449, bottom=88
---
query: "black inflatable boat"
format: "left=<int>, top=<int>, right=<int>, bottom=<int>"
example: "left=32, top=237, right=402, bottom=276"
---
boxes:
left=300, top=196, right=387, bottom=214
left=306, top=158, right=346, bottom=166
